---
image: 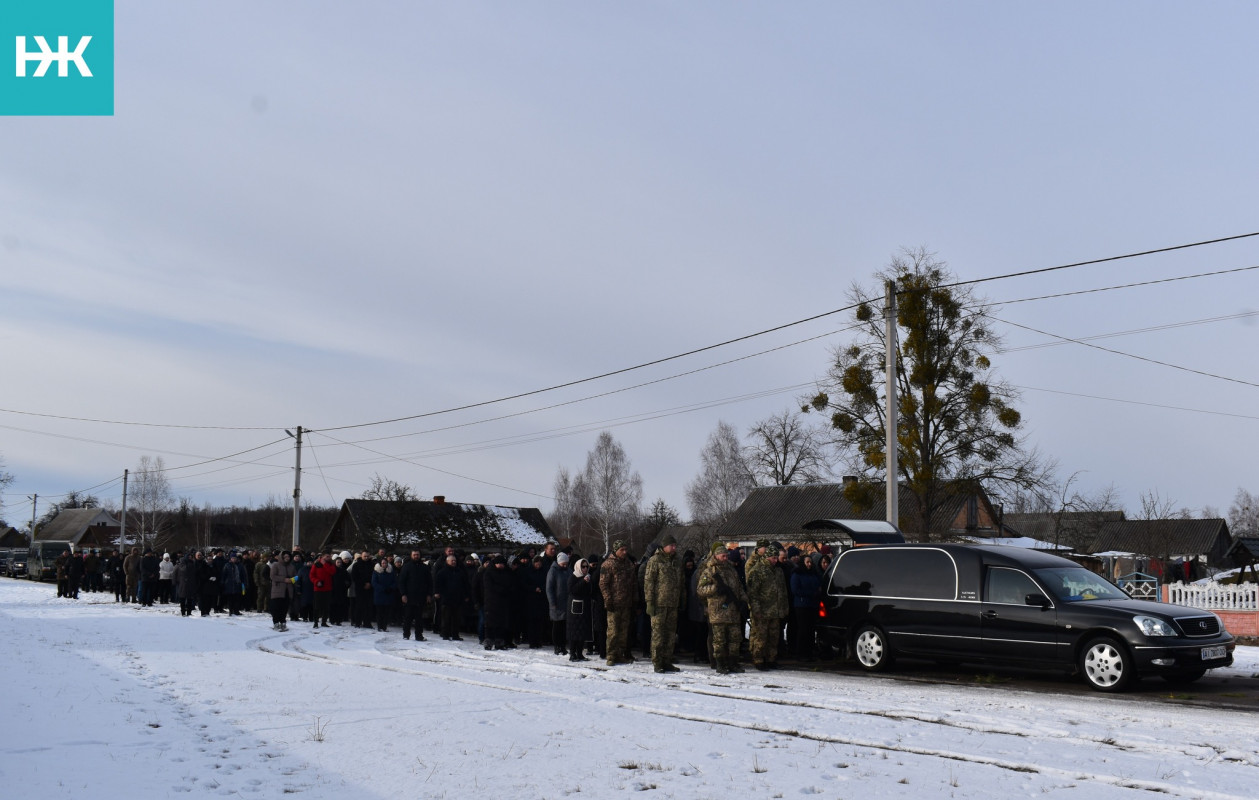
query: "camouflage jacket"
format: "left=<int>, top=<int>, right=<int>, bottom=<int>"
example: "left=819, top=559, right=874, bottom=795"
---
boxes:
left=643, top=549, right=686, bottom=610
left=696, top=559, right=749, bottom=625
left=599, top=554, right=637, bottom=610
left=745, top=556, right=789, bottom=619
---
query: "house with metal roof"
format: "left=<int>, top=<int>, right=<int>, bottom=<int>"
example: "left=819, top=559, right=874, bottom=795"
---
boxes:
left=33, top=508, right=122, bottom=550
left=318, top=497, right=553, bottom=554
left=999, top=510, right=1126, bottom=552
left=715, top=481, right=1000, bottom=545
left=1090, top=517, right=1233, bottom=578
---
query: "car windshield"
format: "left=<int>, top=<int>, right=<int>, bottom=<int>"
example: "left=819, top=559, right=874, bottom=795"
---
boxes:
left=1033, top=567, right=1128, bottom=602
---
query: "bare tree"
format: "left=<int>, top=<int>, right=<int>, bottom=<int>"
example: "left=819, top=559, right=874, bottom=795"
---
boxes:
left=581, top=432, right=643, bottom=555
left=361, top=473, right=418, bottom=503
left=1228, top=488, right=1259, bottom=538
left=745, top=409, right=832, bottom=486
left=0, top=453, right=13, bottom=522
left=548, top=466, right=590, bottom=544
left=686, top=420, right=756, bottom=526
left=131, top=455, right=174, bottom=550
left=805, top=247, right=1054, bottom=539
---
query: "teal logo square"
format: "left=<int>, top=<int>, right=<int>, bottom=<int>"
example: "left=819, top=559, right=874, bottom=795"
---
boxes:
left=1, top=0, right=113, bottom=116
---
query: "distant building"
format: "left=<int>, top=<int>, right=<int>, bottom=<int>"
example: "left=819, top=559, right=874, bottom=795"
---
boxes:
left=318, top=496, right=553, bottom=554
left=999, top=510, right=1126, bottom=552
left=33, top=508, right=123, bottom=551
left=716, top=481, right=1000, bottom=546
left=1091, top=518, right=1233, bottom=580
left=0, top=525, right=27, bottom=548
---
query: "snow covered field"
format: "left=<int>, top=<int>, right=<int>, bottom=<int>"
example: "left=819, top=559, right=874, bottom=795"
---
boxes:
left=2, top=580, right=1257, bottom=800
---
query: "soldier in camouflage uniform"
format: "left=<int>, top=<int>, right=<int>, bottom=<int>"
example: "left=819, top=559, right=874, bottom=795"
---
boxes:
left=599, top=540, right=637, bottom=666
left=696, top=543, right=749, bottom=674
left=643, top=534, right=686, bottom=673
left=746, top=545, right=790, bottom=670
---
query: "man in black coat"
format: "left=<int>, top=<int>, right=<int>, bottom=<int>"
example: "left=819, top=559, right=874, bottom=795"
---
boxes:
left=434, top=554, right=471, bottom=641
left=139, top=549, right=160, bottom=606
left=482, top=556, right=516, bottom=650
left=399, top=550, right=432, bottom=641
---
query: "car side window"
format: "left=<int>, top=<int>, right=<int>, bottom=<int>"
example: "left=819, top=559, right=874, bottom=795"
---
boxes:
left=985, top=567, right=1040, bottom=605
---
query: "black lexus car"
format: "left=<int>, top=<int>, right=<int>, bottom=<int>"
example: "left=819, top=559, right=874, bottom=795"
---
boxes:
left=818, top=544, right=1235, bottom=691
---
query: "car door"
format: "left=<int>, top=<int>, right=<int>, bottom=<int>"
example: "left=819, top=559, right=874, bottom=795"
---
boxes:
left=980, top=566, right=1061, bottom=665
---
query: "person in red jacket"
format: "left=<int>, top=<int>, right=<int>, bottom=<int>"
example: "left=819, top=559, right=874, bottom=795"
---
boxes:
left=309, top=551, right=338, bottom=630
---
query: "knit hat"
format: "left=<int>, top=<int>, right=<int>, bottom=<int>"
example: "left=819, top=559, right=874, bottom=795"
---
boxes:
left=765, top=546, right=780, bottom=557
left=611, top=539, right=627, bottom=553
left=660, top=534, right=677, bottom=547
left=557, top=553, right=570, bottom=565
left=755, top=539, right=770, bottom=549
left=709, top=542, right=725, bottom=557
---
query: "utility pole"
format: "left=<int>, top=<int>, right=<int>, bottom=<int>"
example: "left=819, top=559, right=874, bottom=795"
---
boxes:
left=28, top=494, right=37, bottom=546
left=884, top=280, right=898, bottom=528
left=288, top=426, right=303, bottom=551
left=120, top=469, right=129, bottom=550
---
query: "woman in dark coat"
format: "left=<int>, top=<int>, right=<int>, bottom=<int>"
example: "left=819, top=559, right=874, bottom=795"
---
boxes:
left=566, top=558, right=595, bottom=661
left=481, top=556, right=516, bottom=650
left=195, top=551, right=218, bottom=617
left=174, top=552, right=196, bottom=617
left=371, top=559, right=397, bottom=632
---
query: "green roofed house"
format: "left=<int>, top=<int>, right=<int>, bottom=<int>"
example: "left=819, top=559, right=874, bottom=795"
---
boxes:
left=318, top=496, right=553, bottom=554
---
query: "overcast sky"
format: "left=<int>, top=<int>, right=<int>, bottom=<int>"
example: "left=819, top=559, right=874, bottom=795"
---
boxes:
left=2, top=2, right=1257, bottom=528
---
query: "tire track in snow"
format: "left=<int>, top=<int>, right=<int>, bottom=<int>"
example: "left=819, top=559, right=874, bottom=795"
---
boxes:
left=250, top=625, right=1255, bottom=798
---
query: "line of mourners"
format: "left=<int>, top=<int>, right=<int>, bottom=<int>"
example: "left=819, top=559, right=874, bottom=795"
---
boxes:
left=44, top=537, right=838, bottom=674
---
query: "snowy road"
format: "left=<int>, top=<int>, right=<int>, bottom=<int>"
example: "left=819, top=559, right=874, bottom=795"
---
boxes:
left=2, top=580, right=1257, bottom=799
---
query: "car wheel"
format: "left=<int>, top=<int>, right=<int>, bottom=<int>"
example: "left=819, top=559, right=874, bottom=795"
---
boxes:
left=1079, top=636, right=1134, bottom=692
left=1161, top=668, right=1206, bottom=685
left=853, top=625, right=893, bottom=672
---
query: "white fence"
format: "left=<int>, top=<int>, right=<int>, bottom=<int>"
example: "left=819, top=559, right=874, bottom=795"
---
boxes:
left=1166, top=581, right=1259, bottom=611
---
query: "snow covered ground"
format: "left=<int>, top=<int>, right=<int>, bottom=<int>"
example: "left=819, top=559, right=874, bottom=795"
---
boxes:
left=2, top=580, right=1257, bottom=800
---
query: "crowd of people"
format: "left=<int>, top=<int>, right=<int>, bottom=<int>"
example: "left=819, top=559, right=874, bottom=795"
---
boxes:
left=45, top=537, right=839, bottom=674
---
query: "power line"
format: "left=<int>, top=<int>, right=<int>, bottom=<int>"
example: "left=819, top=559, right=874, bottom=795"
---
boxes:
left=990, top=263, right=1259, bottom=307
left=0, top=407, right=282, bottom=431
left=993, top=316, right=1259, bottom=390
left=1015, top=385, right=1259, bottom=421
left=941, top=230, right=1259, bottom=291
left=998, top=311, right=1259, bottom=354
left=310, top=430, right=555, bottom=501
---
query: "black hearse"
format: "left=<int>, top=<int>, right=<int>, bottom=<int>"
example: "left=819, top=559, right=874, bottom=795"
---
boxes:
left=819, top=544, right=1235, bottom=692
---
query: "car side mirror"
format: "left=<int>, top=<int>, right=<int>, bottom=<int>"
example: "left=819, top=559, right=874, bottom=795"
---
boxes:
left=1025, top=593, right=1051, bottom=609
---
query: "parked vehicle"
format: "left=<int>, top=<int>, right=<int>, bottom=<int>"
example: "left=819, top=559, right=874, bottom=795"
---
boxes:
left=0, top=548, right=11, bottom=574
left=819, top=544, right=1236, bottom=692
left=6, top=549, right=29, bottom=578
left=26, top=541, right=73, bottom=582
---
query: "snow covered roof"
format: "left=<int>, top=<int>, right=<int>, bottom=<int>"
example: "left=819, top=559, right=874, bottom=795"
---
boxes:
left=320, top=498, right=552, bottom=552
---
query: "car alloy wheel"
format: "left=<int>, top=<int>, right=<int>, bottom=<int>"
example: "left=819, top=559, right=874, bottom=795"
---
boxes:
left=1080, top=636, right=1133, bottom=692
left=853, top=625, right=891, bottom=671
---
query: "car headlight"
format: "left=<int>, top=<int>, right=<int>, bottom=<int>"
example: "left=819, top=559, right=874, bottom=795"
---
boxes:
left=1134, top=615, right=1178, bottom=637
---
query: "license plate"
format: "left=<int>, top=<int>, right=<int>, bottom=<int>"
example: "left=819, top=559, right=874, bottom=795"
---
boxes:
left=1201, top=646, right=1227, bottom=661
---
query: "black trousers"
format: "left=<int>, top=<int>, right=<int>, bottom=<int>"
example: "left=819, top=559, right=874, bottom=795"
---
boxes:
left=313, top=593, right=331, bottom=624
left=270, top=597, right=289, bottom=626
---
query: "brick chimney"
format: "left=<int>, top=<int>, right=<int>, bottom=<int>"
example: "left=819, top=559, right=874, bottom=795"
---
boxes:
left=433, top=495, right=445, bottom=504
